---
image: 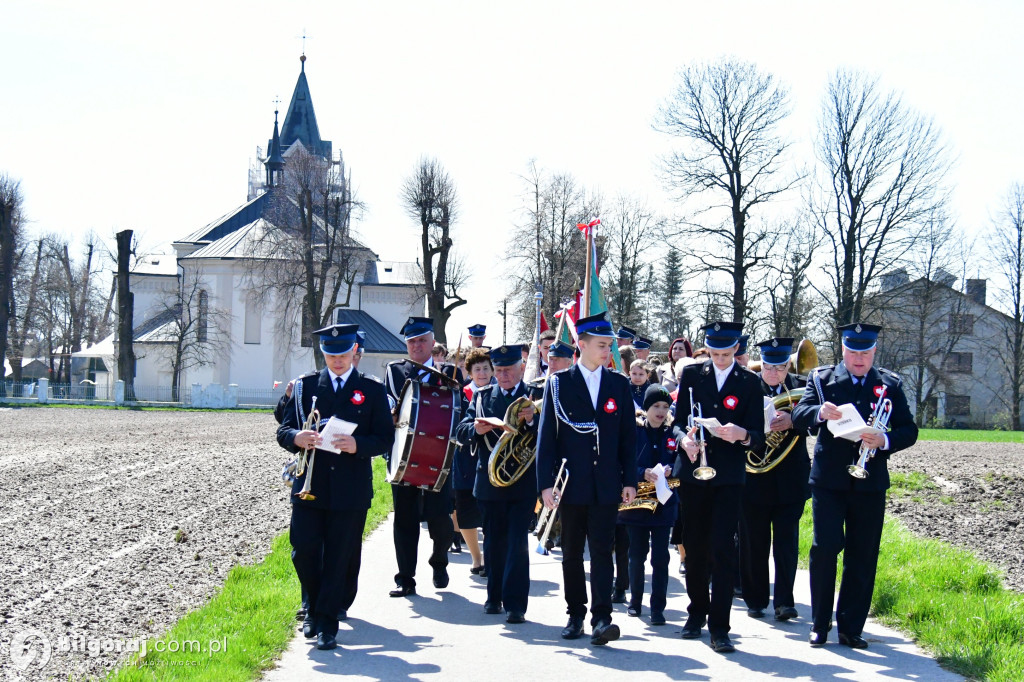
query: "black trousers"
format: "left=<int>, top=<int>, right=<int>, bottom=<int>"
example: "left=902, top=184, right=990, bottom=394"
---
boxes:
left=613, top=523, right=630, bottom=591
left=392, top=484, right=453, bottom=589
left=680, top=484, right=743, bottom=636
left=809, top=486, right=885, bottom=636
left=559, top=502, right=618, bottom=626
left=290, top=505, right=367, bottom=637
left=480, top=496, right=535, bottom=614
left=626, top=525, right=672, bottom=614
left=740, top=498, right=805, bottom=610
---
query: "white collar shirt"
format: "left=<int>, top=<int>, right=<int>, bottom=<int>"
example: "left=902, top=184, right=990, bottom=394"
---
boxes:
left=327, top=366, right=354, bottom=391
left=713, top=362, right=735, bottom=392
left=578, top=363, right=602, bottom=409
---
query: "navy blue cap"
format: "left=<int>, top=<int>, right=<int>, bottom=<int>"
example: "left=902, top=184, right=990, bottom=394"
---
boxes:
left=468, top=324, right=486, bottom=337
left=700, top=321, right=744, bottom=350
left=757, top=337, right=794, bottom=365
left=400, top=316, right=434, bottom=340
left=548, top=341, right=575, bottom=359
left=576, top=312, right=616, bottom=338
left=839, top=322, right=881, bottom=351
left=355, top=330, right=366, bottom=352
left=489, top=345, right=523, bottom=367
left=633, top=337, right=652, bottom=350
left=735, top=334, right=750, bottom=356
left=314, top=324, right=359, bottom=355
left=616, top=326, right=636, bottom=341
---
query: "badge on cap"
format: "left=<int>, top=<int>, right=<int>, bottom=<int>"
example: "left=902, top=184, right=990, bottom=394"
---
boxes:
left=331, top=328, right=338, bottom=337
left=855, top=324, right=862, bottom=333
left=714, top=323, right=721, bottom=331
left=772, top=339, right=778, bottom=347
left=499, top=346, right=507, bottom=354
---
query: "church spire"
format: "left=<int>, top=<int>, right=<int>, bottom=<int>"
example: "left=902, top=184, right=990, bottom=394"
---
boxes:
left=278, top=54, right=332, bottom=159
left=265, top=108, right=285, bottom=188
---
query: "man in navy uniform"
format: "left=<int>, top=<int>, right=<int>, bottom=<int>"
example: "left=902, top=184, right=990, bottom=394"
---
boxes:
left=537, top=312, right=637, bottom=646
left=633, top=336, right=653, bottom=361
left=456, top=345, right=541, bottom=623
left=469, top=323, right=487, bottom=348
left=277, top=324, right=395, bottom=650
left=384, top=317, right=465, bottom=597
left=734, top=334, right=751, bottom=368
left=616, top=325, right=636, bottom=348
left=677, top=320, right=764, bottom=653
left=792, top=322, right=918, bottom=649
left=740, top=337, right=810, bottom=622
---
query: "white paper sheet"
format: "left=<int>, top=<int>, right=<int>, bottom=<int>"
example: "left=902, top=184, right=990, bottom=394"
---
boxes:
left=763, top=396, right=776, bottom=431
left=317, top=416, right=358, bottom=453
left=652, top=463, right=673, bottom=504
left=694, top=416, right=724, bottom=432
left=826, top=403, right=884, bottom=441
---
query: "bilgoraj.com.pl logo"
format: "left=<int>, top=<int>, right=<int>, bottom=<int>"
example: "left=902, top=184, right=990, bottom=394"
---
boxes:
left=9, top=627, right=52, bottom=672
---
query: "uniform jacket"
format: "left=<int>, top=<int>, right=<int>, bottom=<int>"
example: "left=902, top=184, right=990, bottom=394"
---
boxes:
left=617, top=419, right=682, bottom=527
left=277, top=368, right=395, bottom=511
left=674, top=360, right=764, bottom=487
left=455, top=381, right=541, bottom=501
left=791, top=362, right=918, bottom=492
left=536, top=365, right=637, bottom=506
left=744, top=373, right=811, bottom=506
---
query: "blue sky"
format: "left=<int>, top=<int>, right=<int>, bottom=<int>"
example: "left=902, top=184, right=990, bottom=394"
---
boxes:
left=2, top=1, right=1021, bottom=342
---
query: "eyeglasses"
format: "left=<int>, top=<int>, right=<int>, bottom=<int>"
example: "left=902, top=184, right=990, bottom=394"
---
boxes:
left=762, top=364, right=788, bottom=372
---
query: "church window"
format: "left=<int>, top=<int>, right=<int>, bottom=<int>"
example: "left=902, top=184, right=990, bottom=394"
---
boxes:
left=244, top=293, right=261, bottom=344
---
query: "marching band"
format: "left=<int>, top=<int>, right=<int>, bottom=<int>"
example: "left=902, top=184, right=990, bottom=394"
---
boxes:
left=276, top=311, right=918, bottom=653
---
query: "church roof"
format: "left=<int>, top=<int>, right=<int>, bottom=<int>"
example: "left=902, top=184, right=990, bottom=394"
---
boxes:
left=177, top=192, right=268, bottom=245
left=275, top=55, right=332, bottom=159
left=334, top=309, right=408, bottom=353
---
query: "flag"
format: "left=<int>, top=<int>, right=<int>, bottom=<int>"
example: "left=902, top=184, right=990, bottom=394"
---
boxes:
left=582, top=228, right=624, bottom=372
left=539, top=311, right=549, bottom=333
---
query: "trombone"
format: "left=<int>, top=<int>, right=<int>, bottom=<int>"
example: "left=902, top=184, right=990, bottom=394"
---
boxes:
left=295, top=396, right=321, bottom=501
left=688, top=387, right=716, bottom=480
left=535, top=458, right=568, bottom=554
left=848, top=386, right=893, bottom=479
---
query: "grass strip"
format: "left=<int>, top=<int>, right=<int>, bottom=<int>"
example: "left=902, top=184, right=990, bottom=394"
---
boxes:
left=0, top=402, right=271, bottom=413
left=918, top=428, right=1024, bottom=443
left=108, top=456, right=392, bottom=681
left=797, top=473, right=1024, bottom=681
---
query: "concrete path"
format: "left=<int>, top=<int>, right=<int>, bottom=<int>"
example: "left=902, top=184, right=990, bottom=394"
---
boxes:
left=264, top=515, right=960, bottom=681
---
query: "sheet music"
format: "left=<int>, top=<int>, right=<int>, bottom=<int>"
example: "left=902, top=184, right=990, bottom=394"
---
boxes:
left=652, top=463, right=673, bottom=504
left=827, top=403, right=884, bottom=441
left=317, top=416, right=358, bottom=453
left=764, top=397, right=776, bottom=431
left=694, top=416, right=724, bottom=432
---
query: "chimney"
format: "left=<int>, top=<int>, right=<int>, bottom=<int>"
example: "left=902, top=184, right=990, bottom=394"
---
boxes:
left=966, top=279, right=986, bottom=306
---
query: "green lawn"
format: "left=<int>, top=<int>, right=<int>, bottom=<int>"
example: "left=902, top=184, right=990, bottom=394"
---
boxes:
left=798, top=474, right=1024, bottom=681
left=917, top=428, right=1024, bottom=443
left=108, top=456, right=392, bottom=681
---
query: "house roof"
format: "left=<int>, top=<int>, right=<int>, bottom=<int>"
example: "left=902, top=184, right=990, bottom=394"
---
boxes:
left=335, top=309, right=407, bottom=353
left=133, top=254, right=178, bottom=277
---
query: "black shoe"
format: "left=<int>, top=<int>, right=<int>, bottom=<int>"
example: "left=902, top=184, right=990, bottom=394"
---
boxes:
left=678, top=563, right=686, bottom=575
left=711, top=634, right=735, bottom=653
left=506, top=611, right=525, bottom=624
left=747, top=607, right=766, bottom=618
left=433, top=568, right=449, bottom=589
left=561, top=615, right=585, bottom=639
left=336, top=609, right=348, bottom=621
left=302, top=618, right=315, bottom=639
left=591, top=620, right=620, bottom=646
left=733, top=586, right=743, bottom=597
left=484, top=602, right=503, bottom=614
left=315, top=633, right=337, bottom=650
left=450, top=536, right=462, bottom=554
left=295, top=608, right=307, bottom=622
left=389, top=585, right=416, bottom=598
left=626, top=604, right=641, bottom=617
left=611, top=588, right=627, bottom=604
left=470, top=565, right=486, bottom=575
left=809, top=630, right=828, bottom=647
left=838, top=632, right=868, bottom=649
left=774, top=606, right=798, bottom=622
left=651, top=611, right=666, bottom=626
left=681, top=616, right=706, bottom=639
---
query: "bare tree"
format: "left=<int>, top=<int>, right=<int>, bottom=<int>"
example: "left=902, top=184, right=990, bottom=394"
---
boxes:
left=655, top=57, right=799, bottom=322
left=603, top=194, right=662, bottom=333
left=811, top=70, right=952, bottom=333
left=401, top=157, right=467, bottom=343
left=757, top=216, right=823, bottom=341
left=0, top=174, right=23, bottom=395
left=6, top=236, right=44, bottom=386
left=245, top=147, right=365, bottom=369
left=988, top=183, right=1024, bottom=430
left=871, top=214, right=974, bottom=425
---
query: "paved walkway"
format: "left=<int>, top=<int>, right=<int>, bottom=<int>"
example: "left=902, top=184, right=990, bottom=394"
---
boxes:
left=264, top=515, right=960, bottom=681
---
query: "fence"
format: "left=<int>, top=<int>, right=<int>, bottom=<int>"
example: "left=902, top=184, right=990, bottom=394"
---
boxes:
left=124, top=383, right=191, bottom=405
left=46, top=382, right=113, bottom=401
left=236, top=387, right=284, bottom=408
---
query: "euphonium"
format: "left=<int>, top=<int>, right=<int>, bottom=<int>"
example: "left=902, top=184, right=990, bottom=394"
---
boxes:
left=488, top=395, right=543, bottom=487
left=848, top=386, right=893, bottom=479
left=295, top=396, right=321, bottom=501
left=618, top=477, right=681, bottom=512
left=746, top=387, right=806, bottom=474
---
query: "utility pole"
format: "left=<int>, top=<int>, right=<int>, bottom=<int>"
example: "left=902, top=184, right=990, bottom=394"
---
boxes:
left=497, top=297, right=508, bottom=344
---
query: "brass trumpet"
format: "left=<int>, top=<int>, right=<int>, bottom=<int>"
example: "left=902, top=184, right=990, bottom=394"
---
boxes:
left=689, top=387, right=716, bottom=480
left=535, top=458, right=568, bottom=554
left=618, top=477, right=681, bottom=512
left=849, top=386, right=893, bottom=479
left=488, top=396, right=543, bottom=487
left=295, top=396, right=321, bottom=501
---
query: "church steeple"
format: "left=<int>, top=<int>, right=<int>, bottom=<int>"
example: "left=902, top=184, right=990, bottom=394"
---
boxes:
left=278, top=54, right=332, bottom=159
left=265, top=109, right=285, bottom=188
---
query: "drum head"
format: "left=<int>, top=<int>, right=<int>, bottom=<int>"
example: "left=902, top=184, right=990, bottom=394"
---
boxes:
left=388, top=381, right=418, bottom=483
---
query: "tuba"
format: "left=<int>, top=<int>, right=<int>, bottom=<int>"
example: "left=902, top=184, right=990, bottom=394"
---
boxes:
left=487, top=395, right=544, bottom=487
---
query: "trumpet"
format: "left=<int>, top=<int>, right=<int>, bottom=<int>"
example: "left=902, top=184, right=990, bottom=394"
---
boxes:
left=535, top=458, right=568, bottom=554
left=848, top=386, right=892, bottom=479
left=618, top=477, right=681, bottom=512
left=295, top=396, right=321, bottom=501
left=488, top=396, right=543, bottom=487
left=689, top=387, right=716, bottom=480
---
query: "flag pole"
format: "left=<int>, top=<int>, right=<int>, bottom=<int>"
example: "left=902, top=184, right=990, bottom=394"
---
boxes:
left=582, top=224, right=594, bottom=317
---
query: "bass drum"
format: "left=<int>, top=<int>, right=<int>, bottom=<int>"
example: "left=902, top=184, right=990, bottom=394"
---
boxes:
left=388, top=379, right=458, bottom=491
